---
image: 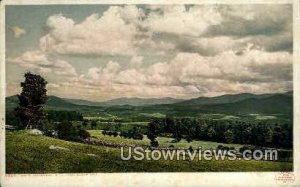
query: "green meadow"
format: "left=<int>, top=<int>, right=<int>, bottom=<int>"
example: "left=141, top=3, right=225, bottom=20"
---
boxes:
left=6, top=131, right=292, bottom=173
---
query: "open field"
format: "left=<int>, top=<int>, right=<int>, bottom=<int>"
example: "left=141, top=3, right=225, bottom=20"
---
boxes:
left=88, top=130, right=243, bottom=150
left=82, top=112, right=291, bottom=124
left=6, top=131, right=293, bottom=173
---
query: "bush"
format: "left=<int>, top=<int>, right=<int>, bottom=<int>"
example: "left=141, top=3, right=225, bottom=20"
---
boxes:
left=132, top=133, right=143, bottom=140
left=112, top=131, right=118, bottom=137
left=120, top=131, right=127, bottom=138
left=150, top=140, right=159, bottom=147
left=41, top=121, right=56, bottom=136
left=91, top=121, right=97, bottom=129
left=5, top=110, right=22, bottom=129
left=79, top=129, right=90, bottom=139
left=56, top=121, right=79, bottom=141
left=120, top=127, right=143, bottom=140
left=102, top=130, right=118, bottom=137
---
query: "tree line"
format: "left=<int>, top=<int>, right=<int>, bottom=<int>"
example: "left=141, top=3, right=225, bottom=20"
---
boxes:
left=47, top=110, right=84, bottom=122
left=147, top=116, right=292, bottom=149
left=6, top=110, right=84, bottom=129
left=102, top=126, right=144, bottom=140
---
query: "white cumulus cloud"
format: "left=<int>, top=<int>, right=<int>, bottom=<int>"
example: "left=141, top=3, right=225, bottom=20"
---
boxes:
left=7, top=50, right=77, bottom=77
left=75, top=47, right=292, bottom=98
left=39, top=6, right=145, bottom=56
left=144, top=5, right=223, bottom=37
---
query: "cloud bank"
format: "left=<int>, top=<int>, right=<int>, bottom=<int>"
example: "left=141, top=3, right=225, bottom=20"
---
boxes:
left=6, top=4, right=293, bottom=100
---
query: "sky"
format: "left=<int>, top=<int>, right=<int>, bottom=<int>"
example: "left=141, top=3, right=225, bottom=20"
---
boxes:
left=5, top=4, right=293, bottom=101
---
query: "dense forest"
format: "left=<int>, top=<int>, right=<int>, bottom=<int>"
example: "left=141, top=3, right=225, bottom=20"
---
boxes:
left=147, top=117, right=293, bottom=149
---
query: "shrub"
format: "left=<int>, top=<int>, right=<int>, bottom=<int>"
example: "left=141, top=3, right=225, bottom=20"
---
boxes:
left=91, top=121, right=97, bottom=129
left=41, top=121, right=55, bottom=136
left=150, top=140, right=159, bottom=147
left=112, top=131, right=118, bottom=137
left=103, top=130, right=119, bottom=137
left=79, top=129, right=90, bottom=139
left=5, top=110, right=22, bottom=129
left=120, top=131, right=127, bottom=138
left=56, top=121, right=79, bottom=141
left=132, top=133, right=143, bottom=140
left=107, top=131, right=113, bottom=136
left=120, top=128, right=143, bottom=140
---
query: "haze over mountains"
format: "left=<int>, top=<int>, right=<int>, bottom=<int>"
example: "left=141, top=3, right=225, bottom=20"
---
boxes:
left=6, top=91, right=293, bottom=115
left=65, top=97, right=183, bottom=107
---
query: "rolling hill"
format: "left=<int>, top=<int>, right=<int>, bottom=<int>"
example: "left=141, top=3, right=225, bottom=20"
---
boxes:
left=167, top=91, right=293, bottom=115
left=196, top=94, right=293, bottom=114
left=5, top=95, right=98, bottom=111
left=6, top=131, right=292, bottom=173
left=176, top=92, right=274, bottom=106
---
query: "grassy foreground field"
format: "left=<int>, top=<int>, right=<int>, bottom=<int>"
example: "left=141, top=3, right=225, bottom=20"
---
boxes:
left=6, top=131, right=292, bottom=173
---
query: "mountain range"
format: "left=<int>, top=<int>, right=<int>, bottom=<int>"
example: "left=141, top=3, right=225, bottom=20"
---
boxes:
left=65, top=97, right=183, bottom=107
left=5, top=91, right=293, bottom=115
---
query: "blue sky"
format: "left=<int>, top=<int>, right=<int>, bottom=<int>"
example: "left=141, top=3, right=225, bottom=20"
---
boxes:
left=6, top=4, right=293, bottom=101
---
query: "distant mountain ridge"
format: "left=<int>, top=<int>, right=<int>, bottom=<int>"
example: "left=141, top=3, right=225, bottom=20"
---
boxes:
left=196, top=93, right=293, bottom=114
left=175, top=92, right=276, bottom=106
left=62, top=91, right=293, bottom=107
left=5, top=91, right=293, bottom=115
left=6, top=95, right=83, bottom=111
left=65, top=97, right=183, bottom=107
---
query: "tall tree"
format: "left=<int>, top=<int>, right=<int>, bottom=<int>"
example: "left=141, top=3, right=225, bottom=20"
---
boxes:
left=147, top=119, right=161, bottom=147
left=15, top=72, right=47, bottom=129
